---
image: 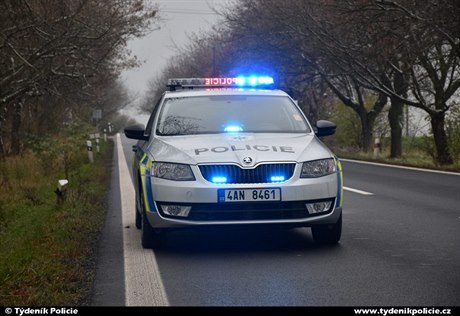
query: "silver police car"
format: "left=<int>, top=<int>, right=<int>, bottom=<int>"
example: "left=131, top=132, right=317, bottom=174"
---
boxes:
left=125, top=77, right=343, bottom=248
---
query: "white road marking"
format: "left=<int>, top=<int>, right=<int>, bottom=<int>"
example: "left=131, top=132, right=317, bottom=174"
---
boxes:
left=344, top=186, right=374, bottom=195
left=117, top=134, right=169, bottom=306
left=340, top=158, right=460, bottom=176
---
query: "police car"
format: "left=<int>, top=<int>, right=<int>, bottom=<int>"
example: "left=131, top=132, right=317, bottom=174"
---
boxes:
left=124, top=77, right=343, bottom=248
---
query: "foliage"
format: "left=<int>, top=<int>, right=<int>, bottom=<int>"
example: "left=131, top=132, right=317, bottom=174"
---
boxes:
left=330, top=103, right=361, bottom=150
left=329, top=95, right=389, bottom=150
left=446, top=107, right=460, bottom=162
left=25, top=121, right=93, bottom=177
left=0, top=126, right=112, bottom=305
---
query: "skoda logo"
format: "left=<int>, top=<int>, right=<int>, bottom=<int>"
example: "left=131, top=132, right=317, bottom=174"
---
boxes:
left=242, top=157, right=253, bottom=165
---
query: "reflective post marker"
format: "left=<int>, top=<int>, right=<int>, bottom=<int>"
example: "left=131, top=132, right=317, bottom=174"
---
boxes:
left=373, top=137, right=381, bottom=159
left=87, top=140, right=94, bottom=163
left=55, top=179, right=69, bottom=204
left=96, top=138, right=100, bottom=153
left=104, top=129, right=107, bottom=142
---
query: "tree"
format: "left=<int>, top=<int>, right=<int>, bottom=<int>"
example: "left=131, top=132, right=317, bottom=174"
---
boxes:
left=219, top=0, right=389, bottom=151
left=140, top=31, right=225, bottom=113
left=223, top=0, right=460, bottom=163
left=333, top=0, right=460, bottom=164
left=0, top=0, right=158, bottom=155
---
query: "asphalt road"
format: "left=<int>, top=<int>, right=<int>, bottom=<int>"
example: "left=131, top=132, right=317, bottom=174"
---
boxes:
left=92, top=134, right=460, bottom=306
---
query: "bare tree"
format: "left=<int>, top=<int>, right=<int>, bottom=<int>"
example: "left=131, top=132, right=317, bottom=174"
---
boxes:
left=0, top=0, right=158, bottom=155
left=330, top=0, right=460, bottom=164
left=218, top=0, right=389, bottom=151
left=221, top=0, right=460, bottom=163
left=140, top=31, right=223, bottom=113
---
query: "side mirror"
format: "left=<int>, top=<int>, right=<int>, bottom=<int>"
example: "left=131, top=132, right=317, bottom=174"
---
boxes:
left=315, top=120, right=336, bottom=137
left=124, top=124, right=149, bottom=141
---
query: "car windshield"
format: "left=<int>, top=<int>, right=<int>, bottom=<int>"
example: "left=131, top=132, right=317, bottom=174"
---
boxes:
left=155, top=95, right=311, bottom=136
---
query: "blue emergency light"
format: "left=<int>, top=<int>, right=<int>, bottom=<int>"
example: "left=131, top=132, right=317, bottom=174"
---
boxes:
left=224, top=125, right=243, bottom=133
left=235, top=76, right=274, bottom=86
left=212, top=176, right=228, bottom=184
left=270, top=176, right=286, bottom=182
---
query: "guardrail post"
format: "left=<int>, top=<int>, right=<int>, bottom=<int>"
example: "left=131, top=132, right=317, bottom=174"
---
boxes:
left=55, top=179, right=68, bottom=204
left=373, top=137, right=381, bottom=159
left=87, top=140, right=94, bottom=163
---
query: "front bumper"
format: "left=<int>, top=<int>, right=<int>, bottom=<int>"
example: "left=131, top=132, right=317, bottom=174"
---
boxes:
left=144, top=165, right=341, bottom=228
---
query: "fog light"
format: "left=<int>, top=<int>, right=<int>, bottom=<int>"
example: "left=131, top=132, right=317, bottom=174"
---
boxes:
left=161, top=205, right=192, bottom=217
left=306, top=201, right=332, bottom=214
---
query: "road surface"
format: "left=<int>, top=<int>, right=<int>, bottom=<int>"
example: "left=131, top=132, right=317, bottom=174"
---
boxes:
left=92, top=134, right=460, bottom=306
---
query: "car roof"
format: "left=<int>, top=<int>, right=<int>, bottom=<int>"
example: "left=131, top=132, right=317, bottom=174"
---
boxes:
left=163, top=88, right=290, bottom=98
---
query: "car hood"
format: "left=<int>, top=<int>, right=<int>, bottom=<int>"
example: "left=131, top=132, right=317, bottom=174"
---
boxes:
left=146, top=133, right=333, bottom=166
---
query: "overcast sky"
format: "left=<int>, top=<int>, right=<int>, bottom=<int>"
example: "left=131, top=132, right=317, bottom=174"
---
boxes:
left=120, top=0, right=225, bottom=96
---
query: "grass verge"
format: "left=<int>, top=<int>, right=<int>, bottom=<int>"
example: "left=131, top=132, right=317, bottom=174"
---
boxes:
left=334, top=144, right=460, bottom=172
left=0, top=130, right=113, bottom=305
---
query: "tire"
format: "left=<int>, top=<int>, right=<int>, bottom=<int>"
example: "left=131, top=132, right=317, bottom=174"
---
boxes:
left=139, top=188, right=163, bottom=249
left=311, top=214, right=342, bottom=245
left=135, top=198, right=142, bottom=230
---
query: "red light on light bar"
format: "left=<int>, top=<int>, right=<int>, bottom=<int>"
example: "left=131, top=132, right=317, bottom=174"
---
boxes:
left=204, top=78, right=238, bottom=86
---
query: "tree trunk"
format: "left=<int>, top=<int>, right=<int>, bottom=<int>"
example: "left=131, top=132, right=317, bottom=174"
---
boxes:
left=359, top=111, right=373, bottom=152
left=10, top=103, right=23, bottom=155
left=389, top=97, right=403, bottom=158
left=0, top=121, right=5, bottom=160
left=389, top=71, right=406, bottom=158
left=430, top=112, right=453, bottom=165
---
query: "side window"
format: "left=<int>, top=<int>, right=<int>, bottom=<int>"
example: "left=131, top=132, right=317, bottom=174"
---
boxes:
left=145, top=94, right=164, bottom=137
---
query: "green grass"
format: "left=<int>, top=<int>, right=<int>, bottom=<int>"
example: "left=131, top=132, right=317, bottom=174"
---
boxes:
left=0, top=134, right=113, bottom=305
left=333, top=137, right=460, bottom=172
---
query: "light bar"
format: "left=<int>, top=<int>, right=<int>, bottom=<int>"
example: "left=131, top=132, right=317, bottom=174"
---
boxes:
left=167, top=76, right=274, bottom=90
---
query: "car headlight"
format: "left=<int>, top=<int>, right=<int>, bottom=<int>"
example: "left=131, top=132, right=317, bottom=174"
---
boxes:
left=152, top=162, right=195, bottom=181
left=300, top=158, right=336, bottom=178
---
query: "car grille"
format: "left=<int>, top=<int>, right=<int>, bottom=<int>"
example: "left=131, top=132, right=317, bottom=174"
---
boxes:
left=198, top=163, right=296, bottom=184
left=157, top=199, right=334, bottom=222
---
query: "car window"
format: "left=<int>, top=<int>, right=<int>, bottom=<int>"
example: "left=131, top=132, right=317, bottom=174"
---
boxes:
left=155, top=95, right=311, bottom=136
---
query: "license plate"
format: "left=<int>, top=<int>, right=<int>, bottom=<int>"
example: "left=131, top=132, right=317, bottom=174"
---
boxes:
left=218, top=188, right=281, bottom=202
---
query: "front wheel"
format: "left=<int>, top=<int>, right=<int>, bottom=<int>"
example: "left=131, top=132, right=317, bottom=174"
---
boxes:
left=141, top=209, right=164, bottom=249
left=311, top=214, right=342, bottom=245
left=135, top=200, right=142, bottom=229
left=139, top=190, right=164, bottom=249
